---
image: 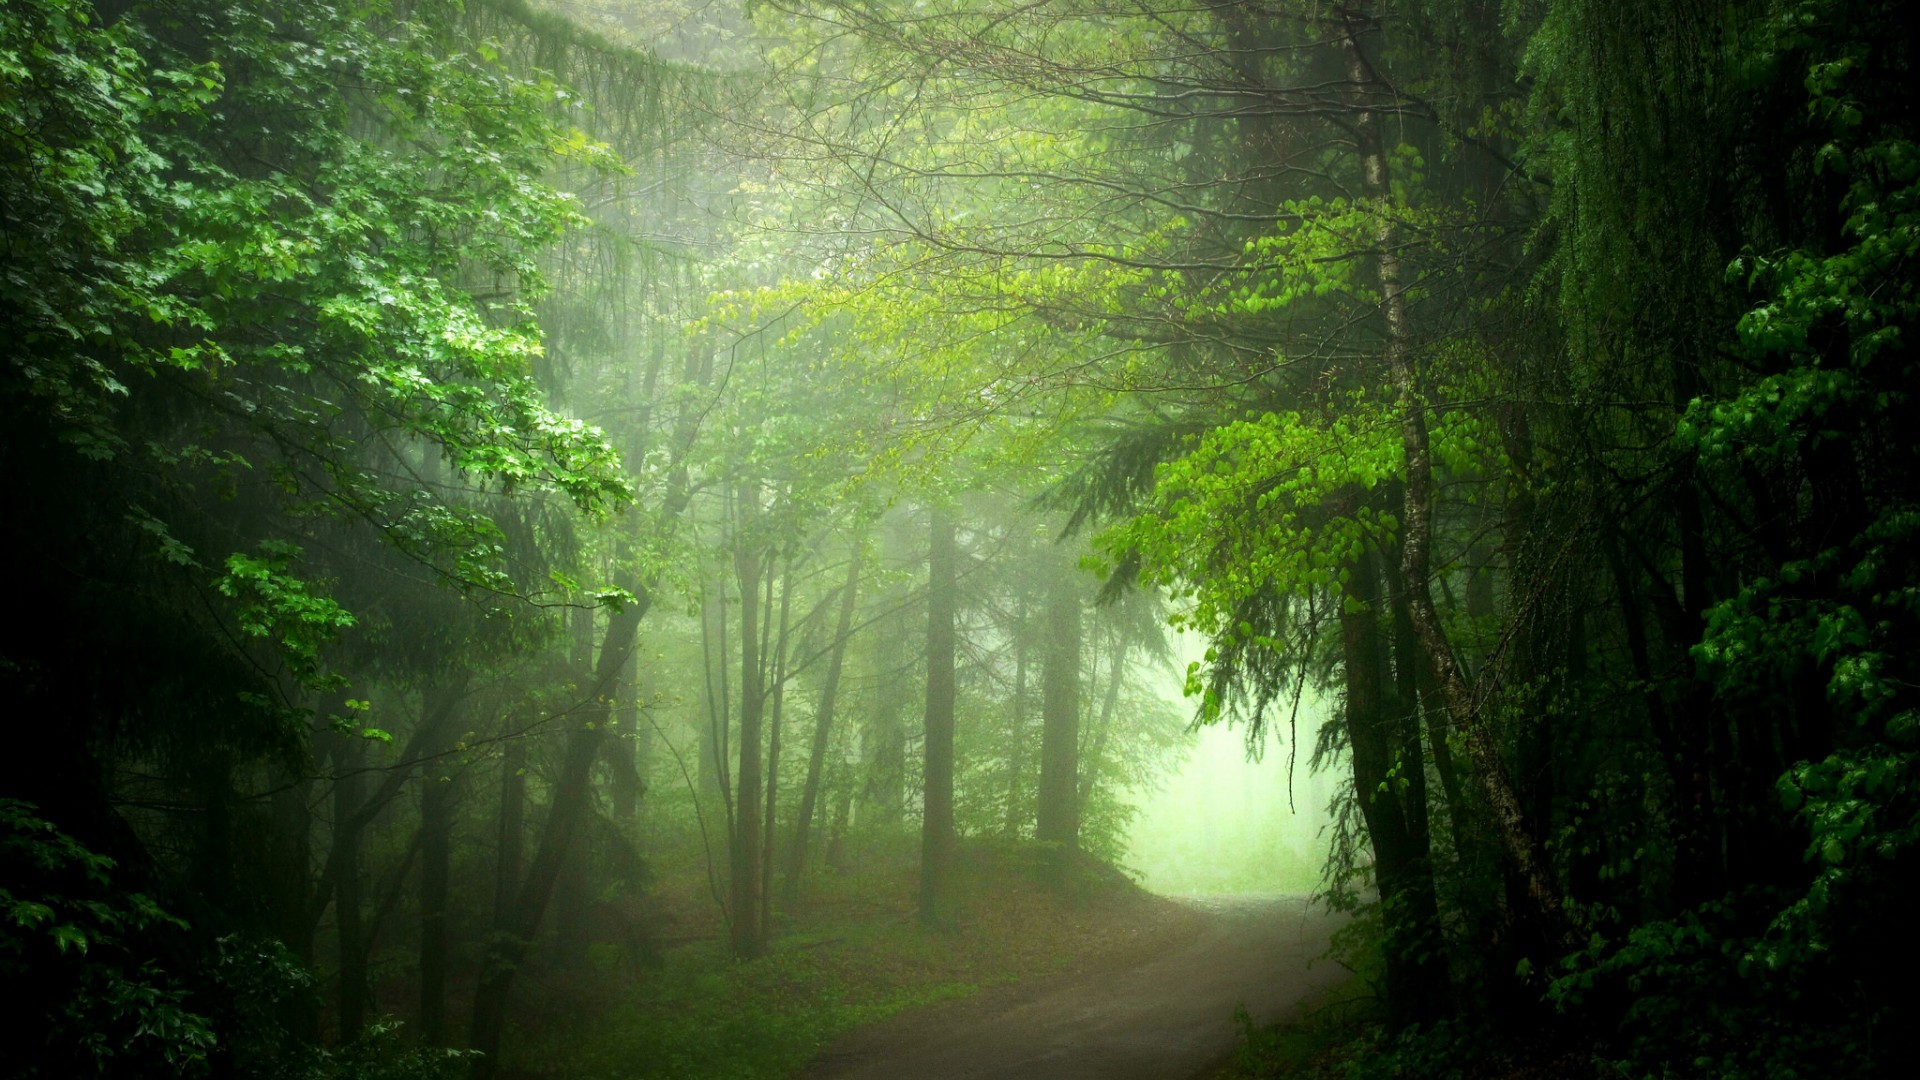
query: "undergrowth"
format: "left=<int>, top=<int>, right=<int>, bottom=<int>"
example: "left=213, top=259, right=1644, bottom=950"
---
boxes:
left=501, top=831, right=1190, bottom=1080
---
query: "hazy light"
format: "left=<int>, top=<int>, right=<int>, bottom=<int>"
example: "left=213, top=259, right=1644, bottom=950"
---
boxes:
left=1122, top=629, right=1334, bottom=896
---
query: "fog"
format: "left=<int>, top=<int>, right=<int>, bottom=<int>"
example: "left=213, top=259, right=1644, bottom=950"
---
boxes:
left=12, top=1, right=1904, bottom=1078
left=1124, top=632, right=1333, bottom=896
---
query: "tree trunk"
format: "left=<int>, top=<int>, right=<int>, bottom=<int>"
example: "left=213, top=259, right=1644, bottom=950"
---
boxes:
left=332, top=732, right=368, bottom=1043
left=825, top=758, right=854, bottom=872
left=1036, top=568, right=1080, bottom=854
left=1382, top=526, right=1434, bottom=863
left=612, top=645, right=642, bottom=822
left=271, top=692, right=336, bottom=1044
left=1341, top=13, right=1573, bottom=953
left=467, top=341, right=708, bottom=1078
left=698, top=579, right=728, bottom=807
left=468, top=585, right=649, bottom=1080
left=1002, top=611, right=1028, bottom=837
left=494, top=722, right=526, bottom=924
left=784, top=542, right=862, bottom=905
left=1079, top=629, right=1126, bottom=811
left=417, top=680, right=464, bottom=1047
left=1338, top=543, right=1449, bottom=1026
left=862, top=600, right=909, bottom=826
left=552, top=836, right=591, bottom=969
left=306, top=681, right=467, bottom=947
left=919, top=505, right=958, bottom=927
left=760, top=555, right=793, bottom=946
left=553, top=608, right=596, bottom=968
left=730, top=485, right=766, bottom=960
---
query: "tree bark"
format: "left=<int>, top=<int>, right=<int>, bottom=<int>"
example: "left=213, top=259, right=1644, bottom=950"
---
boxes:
left=553, top=608, right=596, bottom=968
left=1338, top=543, right=1448, bottom=1026
left=305, top=684, right=467, bottom=946
left=271, top=691, right=337, bottom=1044
left=1341, top=12, right=1574, bottom=952
left=1003, top=609, right=1029, bottom=837
left=1078, top=630, right=1127, bottom=812
left=1382, top=526, right=1434, bottom=862
left=332, top=733, right=368, bottom=1043
left=784, top=542, right=863, bottom=905
left=417, top=679, right=465, bottom=1047
left=493, top=720, right=526, bottom=924
left=862, top=600, right=909, bottom=826
left=1036, top=567, right=1081, bottom=854
left=467, top=341, right=708, bottom=1078
left=468, top=585, right=649, bottom=1079
left=919, top=505, right=958, bottom=927
left=730, top=484, right=766, bottom=960
left=760, top=555, right=793, bottom=946
left=698, top=579, right=728, bottom=806
left=612, top=645, right=642, bottom=822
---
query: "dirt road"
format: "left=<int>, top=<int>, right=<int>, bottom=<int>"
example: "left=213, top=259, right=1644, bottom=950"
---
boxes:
left=800, top=895, right=1345, bottom=1080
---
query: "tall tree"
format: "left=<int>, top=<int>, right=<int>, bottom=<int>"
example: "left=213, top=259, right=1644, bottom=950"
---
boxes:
left=784, top=540, right=865, bottom=904
left=1036, top=559, right=1082, bottom=854
left=729, top=484, right=768, bottom=959
left=919, top=506, right=959, bottom=926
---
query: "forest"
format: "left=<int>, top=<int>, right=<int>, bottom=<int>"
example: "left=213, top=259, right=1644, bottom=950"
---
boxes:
left=2, top=0, right=1915, bottom=1077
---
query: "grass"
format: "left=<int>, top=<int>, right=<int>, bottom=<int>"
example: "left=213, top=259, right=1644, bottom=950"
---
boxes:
left=1213, top=979, right=1376, bottom=1079
left=499, top=830, right=1198, bottom=1080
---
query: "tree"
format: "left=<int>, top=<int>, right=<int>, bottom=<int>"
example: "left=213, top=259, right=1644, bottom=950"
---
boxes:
left=784, top=539, right=866, bottom=905
left=919, top=505, right=960, bottom=926
left=1036, top=553, right=1082, bottom=854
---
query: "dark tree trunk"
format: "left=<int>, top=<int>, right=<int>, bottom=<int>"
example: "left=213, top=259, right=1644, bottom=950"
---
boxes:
left=919, top=505, right=958, bottom=927
left=730, top=485, right=766, bottom=960
left=1003, top=611, right=1028, bottom=837
left=552, top=838, right=591, bottom=969
left=1342, top=14, right=1572, bottom=953
left=332, top=734, right=368, bottom=1043
left=269, top=776, right=317, bottom=1042
left=494, top=723, right=526, bottom=923
left=784, top=542, right=862, bottom=905
left=612, top=646, right=642, bottom=822
left=1339, top=543, right=1449, bottom=1027
left=467, top=342, right=706, bottom=1079
left=271, top=691, right=336, bottom=1044
left=1036, top=569, right=1080, bottom=853
left=468, top=585, right=649, bottom=1080
left=1602, top=527, right=1703, bottom=904
left=417, top=683, right=463, bottom=1047
left=553, top=608, right=596, bottom=968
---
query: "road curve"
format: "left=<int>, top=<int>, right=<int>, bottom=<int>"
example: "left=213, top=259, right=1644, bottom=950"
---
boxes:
left=800, top=895, right=1345, bottom=1080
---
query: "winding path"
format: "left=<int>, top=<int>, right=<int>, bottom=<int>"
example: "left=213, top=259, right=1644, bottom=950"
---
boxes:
left=801, top=895, right=1345, bottom=1080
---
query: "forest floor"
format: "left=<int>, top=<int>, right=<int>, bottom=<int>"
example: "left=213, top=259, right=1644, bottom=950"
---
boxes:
left=499, top=834, right=1304, bottom=1080
left=799, top=893, right=1346, bottom=1080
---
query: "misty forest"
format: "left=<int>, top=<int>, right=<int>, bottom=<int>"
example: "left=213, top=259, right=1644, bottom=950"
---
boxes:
left=4, top=1, right=1916, bottom=1078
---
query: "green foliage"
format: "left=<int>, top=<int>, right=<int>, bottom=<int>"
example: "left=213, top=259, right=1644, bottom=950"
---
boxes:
left=217, top=541, right=357, bottom=685
left=1, top=0, right=656, bottom=1069
left=1547, top=894, right=1875, bottom=1079
left=2, top=0, right=633, bottom=608
left=0, top=799, right=214, bottom=1077
left=297, top=1021, right=477, bottom=1080
left=1509, top=0, right=1920, bottom=1072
